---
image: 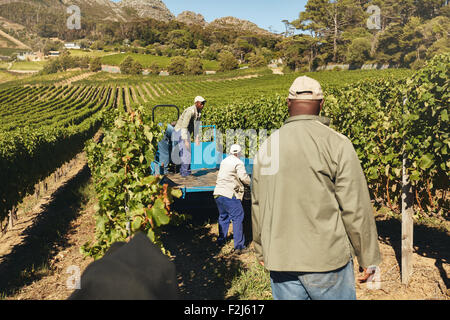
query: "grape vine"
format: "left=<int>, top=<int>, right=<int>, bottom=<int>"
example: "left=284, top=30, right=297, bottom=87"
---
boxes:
left=81, top=107, right=184, bottom=259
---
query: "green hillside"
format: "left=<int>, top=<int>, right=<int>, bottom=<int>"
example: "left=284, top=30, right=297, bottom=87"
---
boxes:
left=101, top=53, right=220, bottom=71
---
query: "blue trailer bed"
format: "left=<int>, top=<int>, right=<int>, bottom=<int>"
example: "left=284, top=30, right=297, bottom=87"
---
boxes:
left=150, top=105, right=253, bottom=199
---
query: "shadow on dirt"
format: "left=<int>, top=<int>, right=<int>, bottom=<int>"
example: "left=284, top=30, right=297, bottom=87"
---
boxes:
left=161, top=193, right=253, bottom=300
left=376, top=217, right=449, bottom=289
left=0, top=165, right=91, bottom=297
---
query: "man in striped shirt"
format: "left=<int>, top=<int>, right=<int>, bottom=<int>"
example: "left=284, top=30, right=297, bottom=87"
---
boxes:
left=172, top=96, right=206, bottom=177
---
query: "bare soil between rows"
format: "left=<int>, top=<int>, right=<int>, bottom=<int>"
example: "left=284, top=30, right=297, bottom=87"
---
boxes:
left=0, top=163, right=448, bottom=300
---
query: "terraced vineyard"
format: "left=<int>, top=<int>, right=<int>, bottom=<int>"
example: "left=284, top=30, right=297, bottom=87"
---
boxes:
left=101, top=52, right=221, bottom=71
left=0, top=59, right=446, bottom=236
left=77, top=68, right=413, bottom=121
left=0, top=80, right=117, bottom=227
left=76, top=56, right=448, bottom=265
left=0, top=54, right=448, bottom=302
left=0, top=85, right=117, bottom=131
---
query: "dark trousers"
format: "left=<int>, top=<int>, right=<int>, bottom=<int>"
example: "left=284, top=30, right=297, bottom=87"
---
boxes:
left=215, top=196, right=245, bottom=250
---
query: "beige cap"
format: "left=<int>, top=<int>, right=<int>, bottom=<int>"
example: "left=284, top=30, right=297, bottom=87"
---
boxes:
left=194, top=96, right=206, bottom=103
left=230, top=144, right=242, bottom=154
left=288, top=76, right=324, bottom=100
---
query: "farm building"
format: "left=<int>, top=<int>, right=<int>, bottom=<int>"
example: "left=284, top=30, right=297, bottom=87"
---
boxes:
left=17, top=51, right=43, bottom=62
left=64, top=43, right=81, bottom=50
left=48, top=51, right=60, bottom=58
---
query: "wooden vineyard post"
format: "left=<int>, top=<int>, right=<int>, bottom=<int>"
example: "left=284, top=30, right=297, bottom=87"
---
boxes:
left=401, top=151, right=414, bottom=285
left=8, top=206, right=17, bottom=231
left=401, top=96, right=414, bottom=285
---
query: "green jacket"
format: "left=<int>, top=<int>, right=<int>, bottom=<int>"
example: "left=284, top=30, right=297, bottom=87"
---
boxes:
left=251, top=115, right=381, bottom=272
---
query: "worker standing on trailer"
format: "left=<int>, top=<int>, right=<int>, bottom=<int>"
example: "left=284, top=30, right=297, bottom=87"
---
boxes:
left=172, top=96, right=206, bottom=177
left=213, top=144, right=251, bottom=254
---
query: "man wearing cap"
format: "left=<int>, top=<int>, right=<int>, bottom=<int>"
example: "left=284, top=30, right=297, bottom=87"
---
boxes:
left=214, top=144, right=251, bottom=254
left=172, top=96, right=206, bottom=177
left=251, top=76, right=381, bottom=300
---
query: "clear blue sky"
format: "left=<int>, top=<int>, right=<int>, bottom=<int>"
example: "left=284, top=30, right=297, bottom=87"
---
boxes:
left=113, top=0, right=307, bottom=34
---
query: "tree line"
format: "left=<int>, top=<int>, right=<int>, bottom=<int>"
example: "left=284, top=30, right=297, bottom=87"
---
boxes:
left=1, top=0, right=448, bottom=71
left=282, top=0, right=449, bottom=71
left=40, top=53, right=102, bottom=74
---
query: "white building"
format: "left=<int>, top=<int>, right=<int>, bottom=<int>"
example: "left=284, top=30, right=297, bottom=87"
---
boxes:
left=17, top=52, right=43, bottom=61
left=64, top=43, right=81, bottom=50
left=17, top=52, right=31, bottom=61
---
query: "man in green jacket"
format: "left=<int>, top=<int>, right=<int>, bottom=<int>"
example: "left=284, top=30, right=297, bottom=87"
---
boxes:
left=251, top=76, right=381, bottom=300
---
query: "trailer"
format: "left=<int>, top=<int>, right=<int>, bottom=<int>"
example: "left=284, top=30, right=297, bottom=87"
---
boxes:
left=150, top=105, right=253, bottom=199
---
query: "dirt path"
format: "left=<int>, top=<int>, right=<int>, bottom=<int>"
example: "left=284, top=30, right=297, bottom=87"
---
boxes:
left=54, top=72, right=95, bottom=87
left=136, top=85, right=148, bottom=103
left=165, top=197, right=449, bottom=300
left=0, top=153, right=95, bottom=299
left=358, top=215, right=449, bottom=300
left=205, top=74, right=261, bottom=82
left=270, top=67, right=284, bottom=75
left=124, top=86, right=132, bottom=112
left=0, top=28, right=30, bottom=50
left=146, top=83, right=160, bottom=98
left=1, top=185, right=448, bottom=300
left=0, top=154, right=86, bottom=259
left=140, top=83, right=154, bottom=101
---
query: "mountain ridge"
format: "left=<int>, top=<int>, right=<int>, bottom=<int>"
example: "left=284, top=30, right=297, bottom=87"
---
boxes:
left=0, top=0, right=275, bottom=35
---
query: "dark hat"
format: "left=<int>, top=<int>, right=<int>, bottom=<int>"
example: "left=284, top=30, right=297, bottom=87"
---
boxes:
left=68, top=232, right=178, bottom=300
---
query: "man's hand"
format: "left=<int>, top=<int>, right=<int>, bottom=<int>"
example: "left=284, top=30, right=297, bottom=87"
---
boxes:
left=259, top=261, right=265, bottom=267
left=195, top=137, right=200, bottom=146
left=184, top=140, right=190, bottom=149
left=358, top=267, right=377, bottom=283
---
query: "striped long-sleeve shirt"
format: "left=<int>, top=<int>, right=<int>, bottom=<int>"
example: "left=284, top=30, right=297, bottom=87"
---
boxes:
left=174, top=105, right=201, bottom=141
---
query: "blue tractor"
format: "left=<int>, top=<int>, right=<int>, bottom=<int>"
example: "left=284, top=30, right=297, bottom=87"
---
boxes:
left=150, top=105, right=253, bottom=199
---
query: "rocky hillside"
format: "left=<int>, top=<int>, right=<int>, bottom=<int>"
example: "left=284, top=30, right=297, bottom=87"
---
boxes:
left=208, top=17, right=274, bottom=36
left=119, top=0, right=174, bottom=21
left=0, top=0, right=174, bottom=23
left=176, top=11, right=206, bottom=26
left=175, top=12, right=274, bottom=36
left=0, top=0, right=276, bottom=41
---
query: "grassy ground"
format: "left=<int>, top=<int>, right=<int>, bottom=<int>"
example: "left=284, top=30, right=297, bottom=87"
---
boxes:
left=10, top=61, right=45, bottom=71
left=0, top=70, right=29, bottom=83
left=0, top=48, right=22, bottom=57
left=0, top=70, right=85, bottom=88
left=67, top=49, right=115, bottom=58
left=1, top=173, right=447, bottom=300
left=0, top=62, right=10, bottom=70
left=0, top=34, right=16, bottom=48
left=101, top=52, right=220, bottom=71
